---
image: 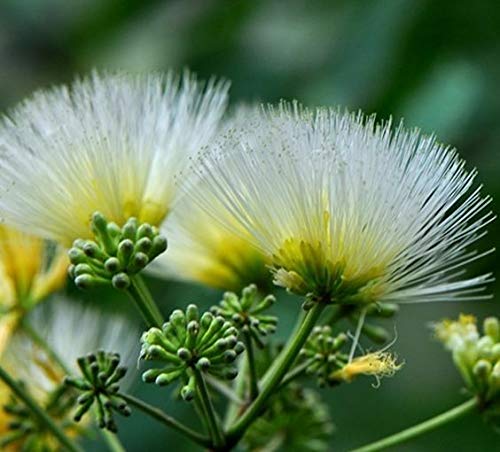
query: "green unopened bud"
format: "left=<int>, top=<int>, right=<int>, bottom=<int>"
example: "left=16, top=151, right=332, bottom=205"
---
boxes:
left=104, top=257, right=121, bottom=274
left=484, top=317, right=499, bottom=342
left=111, top=273, right=130, bottom=290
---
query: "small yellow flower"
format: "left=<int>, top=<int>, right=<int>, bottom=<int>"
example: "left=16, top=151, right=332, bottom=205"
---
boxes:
left=0, top=225, right=67, bottom=355
left=330, top=351, right=402, bottom=383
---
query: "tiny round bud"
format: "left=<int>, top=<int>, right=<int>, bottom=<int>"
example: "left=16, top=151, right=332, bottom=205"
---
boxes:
left=104, top=257, right=121, bottom=274
left=196, top=357, right=211, bottom=371
left=112, top=273, right=130, bottom=290
left=181, top=385, right=195, bottom=401
left=177, top=348, right=192, bottom=361
left=136, top=237, right=152, bottom=253
left=75, top=274, right=95, bottom=290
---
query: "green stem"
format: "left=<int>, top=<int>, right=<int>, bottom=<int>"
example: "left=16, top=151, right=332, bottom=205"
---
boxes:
left=100, top=430, right=126, bottom=452
left=193, top=369, right=226, bottom=448
left=279, top=358, right=314, bottom=389
left=350, top=398, right=479, bottom=452
left=119, top=393, right=211, bottom=448
left=223, top=356, right=248, bottom=429
left=127, top=275, right=164, bottom=328
left=243, top=331, right=259, bottom=401
left=0, top=365, right=83, bottom=452
left=227, top=302, right=325, bottom=445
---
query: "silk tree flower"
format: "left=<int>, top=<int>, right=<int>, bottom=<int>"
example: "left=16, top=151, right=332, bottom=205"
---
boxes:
left=0, top=226, right=67, bottom=355
left=0, top=298, right=139, bottom=449
left=0, top=71, right=229, bottom=246
left=192, top=104, right=494, bottom=305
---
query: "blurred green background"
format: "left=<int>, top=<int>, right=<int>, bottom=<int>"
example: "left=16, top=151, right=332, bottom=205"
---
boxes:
left=1, top=0, right=499, bottom=450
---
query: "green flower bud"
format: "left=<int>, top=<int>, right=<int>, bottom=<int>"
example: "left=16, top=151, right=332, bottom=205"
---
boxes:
left=64, top=351, right=130, bottom=432
left=140, top=304, right=245, bottom=399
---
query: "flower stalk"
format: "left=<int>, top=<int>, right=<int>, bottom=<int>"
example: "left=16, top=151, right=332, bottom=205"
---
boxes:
left=351, top=398, right=479, bottom=452
left=226, top=302, right=325, bottom=445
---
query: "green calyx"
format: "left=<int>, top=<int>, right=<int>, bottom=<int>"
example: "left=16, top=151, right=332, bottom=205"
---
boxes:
left=300, top=325, right=349, bottom=387
left=64, top=351, right=131, bottom=432
left=68, top=212, right=167, bottom=291
left=140, top=304, right=245, bottom=401
left=211, top=284, right=278, bottom=348
left=1, top=382, right=79, bottom=449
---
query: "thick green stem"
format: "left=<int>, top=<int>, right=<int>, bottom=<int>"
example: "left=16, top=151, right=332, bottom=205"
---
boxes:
left=351, top=398, right=479, bottom=452
left=243, top=331, right=259, bottom=401
left=126, top=275, right=163, bottom=328
left=0, top=365, right=83, bottom=452
left=193, top=369, right=226, bottom=448
left=227, top=302, right=325, bottom=445
left=119, top=393, right=211, bottom=448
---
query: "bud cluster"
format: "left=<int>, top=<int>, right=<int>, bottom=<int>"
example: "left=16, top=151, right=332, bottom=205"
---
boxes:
left=140, top=304, right=245, bottom=401
left=64, top=351, right=131, bottom=432
left=211, top=284, right=277, bottom=347
left=300, top=325, right=348, bottom=386
left=435, top=315, right=500, bottom=406
left=68, top=212, right=167, bottom=290
left=1, top=383, right=78, bottom=449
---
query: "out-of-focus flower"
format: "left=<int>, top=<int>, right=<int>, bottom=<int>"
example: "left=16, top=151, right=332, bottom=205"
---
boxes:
left=0, top=226, right=67, bottom=355
left=194, top=104, right=493, bottom=305
left=0, top=71, right=229, bottom=246
left=434, top=315, right=500, bottom=409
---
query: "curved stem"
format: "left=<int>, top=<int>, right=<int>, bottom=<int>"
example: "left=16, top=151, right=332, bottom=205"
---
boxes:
left=119, top=392, right=211, bottom=448
left=243, top=331, right=259, bottom=400
left=127, top=275, right=164, bottom=328
left=350, top=398, right=478, bottom=452
left=0, top=365, right=83, bottom=452
left=193, top=369, right=226, bottom=448
left=227, top=302, right=325, bottom=445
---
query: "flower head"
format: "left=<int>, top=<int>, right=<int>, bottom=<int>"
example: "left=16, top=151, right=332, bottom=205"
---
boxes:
left=0, top=71, right=229, bottom=246
left=194, top=104, right=493, bottom=305
left=0, top=225, right=67, bottom=355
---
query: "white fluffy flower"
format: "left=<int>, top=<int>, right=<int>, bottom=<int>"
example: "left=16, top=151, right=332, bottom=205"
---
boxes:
left=0, top=71, right=229, bottom=246
left=192, top=103, right=494, bottom=304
